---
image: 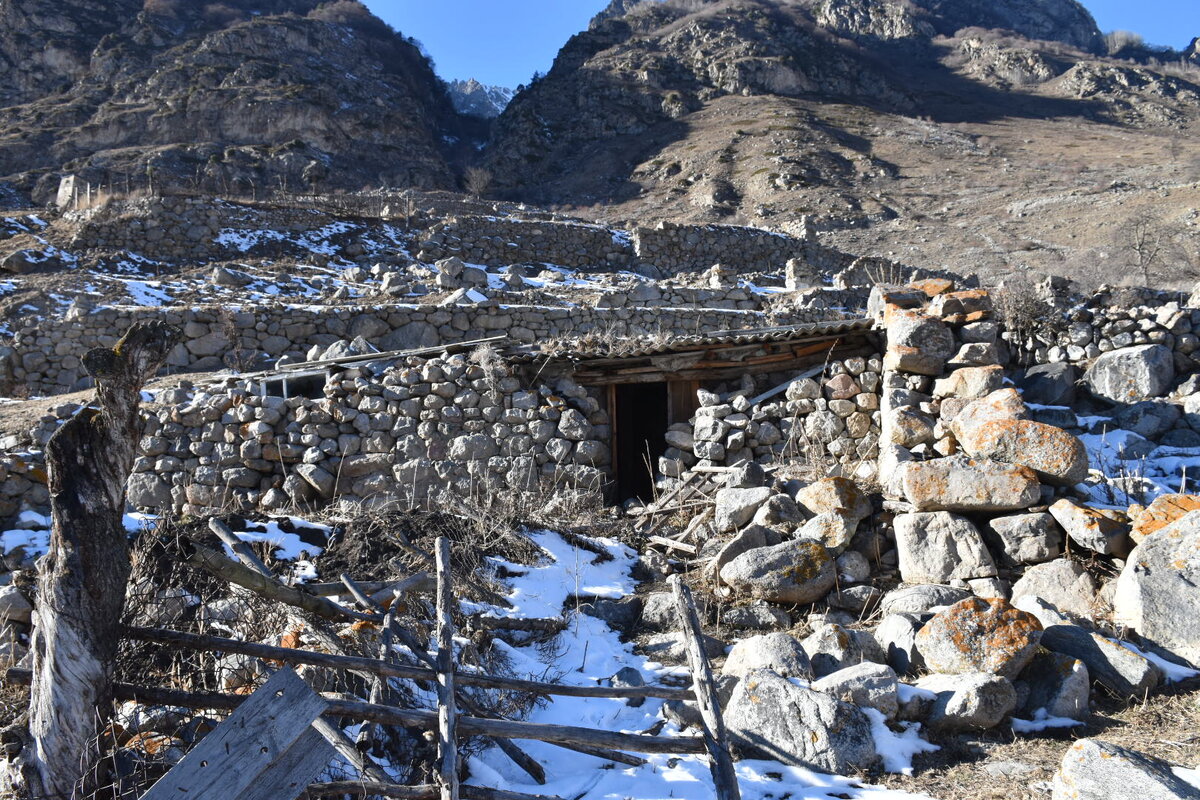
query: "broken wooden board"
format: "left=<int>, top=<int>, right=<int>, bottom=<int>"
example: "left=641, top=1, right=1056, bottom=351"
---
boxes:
left=141, top=667, right=333, bottom=800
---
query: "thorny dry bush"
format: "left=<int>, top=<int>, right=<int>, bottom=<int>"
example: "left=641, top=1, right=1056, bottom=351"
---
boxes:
left=3, top=503, right=590, bottom=800
left=992, top=277, right=1066, bottom=355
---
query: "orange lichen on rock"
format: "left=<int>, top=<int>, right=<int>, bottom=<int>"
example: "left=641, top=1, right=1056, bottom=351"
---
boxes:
left=909, top=277, right=955, bottom=297
left=916, top=596, right=1043, bottom=679
left=1128, top=493, right=1200, bottom=543
left=957, top=417, right=1089, bottom=487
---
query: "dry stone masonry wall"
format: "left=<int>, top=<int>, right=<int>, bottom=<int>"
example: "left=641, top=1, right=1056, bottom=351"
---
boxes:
left=124, top=353, right=612, bottom=517
left=659, top=356, right=883, bottom=479
left=5, top=302, right=842, bottom=396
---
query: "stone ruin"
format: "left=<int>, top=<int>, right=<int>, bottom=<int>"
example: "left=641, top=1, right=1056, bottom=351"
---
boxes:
left=0, top=194, right=1199, bottom=796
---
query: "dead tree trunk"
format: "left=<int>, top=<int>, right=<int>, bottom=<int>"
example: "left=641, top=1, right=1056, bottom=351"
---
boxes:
left=24, top=320, right=180, bottom=799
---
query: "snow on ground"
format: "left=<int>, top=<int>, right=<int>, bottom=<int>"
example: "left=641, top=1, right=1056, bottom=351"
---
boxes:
left=1109, top=638, right=1200, bottom=683
left=222, top=516, right=331, bottom=563
left=215, top=221, right=357, bottom=259
left=467, top=530, right=935, bottom=800
left=1010, top=709, right=1083, bottom=734
left=120, top=279, right=173, bottom=307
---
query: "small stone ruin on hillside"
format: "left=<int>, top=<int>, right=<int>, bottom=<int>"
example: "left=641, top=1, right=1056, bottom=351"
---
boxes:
left=0, top=194, right=1198, bottom=797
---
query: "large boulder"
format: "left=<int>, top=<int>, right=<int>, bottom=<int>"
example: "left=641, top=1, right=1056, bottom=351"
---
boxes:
left=880, top=584, right=972, bottom=615
left=1019, top=363, right=1079, bottom=407
left=1127, top=493, right=1200, bottom=544
left=795, top=511, right=859, bottom=554
left=1113, top=510, right=1200, bottom=667
left=719, top=539, right=835, bottom=604
left=1052, top=739, right=1200, bottom=800
left=795, top=477, right=871, bottom=521
left=802, top=623, right=886, bottom=677
left=914, top=672, right=1017, bottom=731
left=714, top=486, right=773, bottom=532
left=724, top=669, right=881, bottom=773
left=933, top=365, right=1005, bottom=399
left=723, top=633, right=812, bottom=679
left=883, top=310, right=955, bottom=376
left=916, top=597, right=1043, bottom=680
left=987, top=512, right=1063, bottom=565
left=1114, top=401, right=1182, bottom=441
left=711, top=525, right=775, bottom=583
left=874, top=612, right=927, bottom=676
left=1083, top=344, right=1175, bottom=403
left=1033, top=619, right=1162, bottom=697
left=1049, top=499, right=1130, bottom=556
left=1020, top=651, right=1090, bottom=720
left=812, top=662, right=900, bottom=720
left=1010, top=559, right=1099, bottom=620
left=950, top=388, right=1029, bottom=436
left=954, top=418, right=1088, bottom=486
left=901, top=455, right=1040, bottom=512
left=894, top=512, right=997, bottom=584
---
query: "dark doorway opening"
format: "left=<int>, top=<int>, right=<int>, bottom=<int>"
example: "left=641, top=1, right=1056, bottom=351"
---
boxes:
left=613, top=382, right=669, bottom=503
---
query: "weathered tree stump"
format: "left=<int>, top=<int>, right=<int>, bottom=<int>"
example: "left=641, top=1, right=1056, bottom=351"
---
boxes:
left=23, top=320, right=180, bottom=798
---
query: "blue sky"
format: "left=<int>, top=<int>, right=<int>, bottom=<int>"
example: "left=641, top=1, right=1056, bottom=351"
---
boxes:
left=367, top=0, right=1199, bottom=88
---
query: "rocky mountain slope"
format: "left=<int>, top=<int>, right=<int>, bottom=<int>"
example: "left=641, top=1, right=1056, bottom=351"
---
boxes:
left=483, top=0, right=1200, bottom=286
left=448, top=78, right=514, bottom=118
left=0, top=0, right=468, bottom=203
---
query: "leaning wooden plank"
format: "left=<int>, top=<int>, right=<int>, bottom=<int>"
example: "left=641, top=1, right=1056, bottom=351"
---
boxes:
left=746, top=362, right=826, bottom=407
left=141, top=668, right=328, bottom=800
left=278, top=335, right=508, bottom=372
left=670, top=576, right=742, bottom=800
left=124, top=626, right=693, bottom=701
left=305, top=783, right=564, bottom=800
left=436, top=537, right=460, bottom=800
left=240, top=727, right=337, bottom=800
left=186, top=540, right=378, bottom=622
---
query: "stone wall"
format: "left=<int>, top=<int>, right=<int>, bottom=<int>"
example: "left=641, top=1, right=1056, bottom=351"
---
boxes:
left=658, top=355, right=883, bottom=479
left=4, top=302, right=847, bottom=396
left=630, top=221, right=809, bottom=276
left=122, top=352, right=611, bottom=517
left=63, top=196, right=374, bottom=263
left=1005, top=299, right=1200, bottom=375
left=415, top=216, right=632, bottom=270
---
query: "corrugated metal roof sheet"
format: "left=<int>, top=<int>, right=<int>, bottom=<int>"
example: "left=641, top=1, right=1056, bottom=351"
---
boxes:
left=505, top=317, right=873, bottom=363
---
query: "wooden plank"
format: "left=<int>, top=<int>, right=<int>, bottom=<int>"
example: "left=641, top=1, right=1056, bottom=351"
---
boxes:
left=669, top=576, right=741, bottom=800
left=647, top=536, right=698, bottom=555
left=141, top=668, right=328, bottom=800
left=241, top=727, right=337, bottom=800
left=747, top=362, right=826, bottom=407
left=123, top=627, right=694, bottom=701
left=278, top=335, right=508, bottom=372
left=435, top=537, right=460, bottom=800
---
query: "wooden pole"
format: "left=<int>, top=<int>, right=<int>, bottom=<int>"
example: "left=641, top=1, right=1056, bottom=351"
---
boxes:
left=669, top=576, right=741, bottom=800
left=5, top=670, right=708, bottom=754
left=304, top=782, right=563, bottom=800
left=186, top=540, right=378, bottom=622
left=22, top=321, right=181, bottom=799
left=341, top=572, right=386, bottom=613
left=200, top=525, right=390, bottom=785
left=436, top=537, right=460, bottom=800
left=124, top=626, right=692, bottom=701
